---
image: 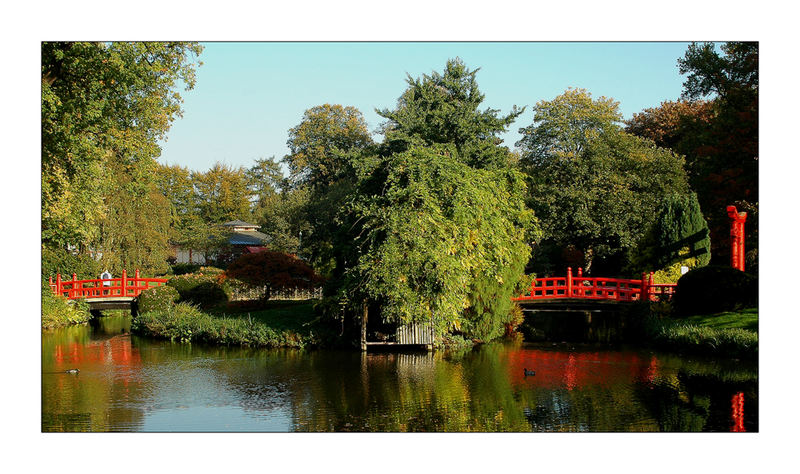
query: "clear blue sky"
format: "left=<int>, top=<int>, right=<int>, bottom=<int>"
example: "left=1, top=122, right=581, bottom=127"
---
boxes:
left=158, top=42, right=693, bottom=172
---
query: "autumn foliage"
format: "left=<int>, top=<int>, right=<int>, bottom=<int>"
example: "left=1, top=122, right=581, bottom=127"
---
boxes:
left=225, top=251, right=324, bottom=300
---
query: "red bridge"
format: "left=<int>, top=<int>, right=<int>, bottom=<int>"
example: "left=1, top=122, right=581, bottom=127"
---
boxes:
left=513, top=267, right=676, bottom=303
left=49, top=269, right=167, bottom=300
left=49, top=270, right=167, bottom=313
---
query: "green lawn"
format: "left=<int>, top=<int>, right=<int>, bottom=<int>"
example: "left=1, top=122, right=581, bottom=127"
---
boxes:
left=647, top=307, right=759, bottom=359
left=680, top=307, right=758, bottom=332
left=208, top=300, right=319, bottom=332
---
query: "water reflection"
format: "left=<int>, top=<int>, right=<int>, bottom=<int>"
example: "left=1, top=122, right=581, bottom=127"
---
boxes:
left=42, top=316, right=757, bottom=432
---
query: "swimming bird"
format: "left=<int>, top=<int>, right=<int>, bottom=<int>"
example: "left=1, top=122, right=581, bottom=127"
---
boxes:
left=65, top=369, right=79, bottom=374
left=524, top=368, right=535, bottom=377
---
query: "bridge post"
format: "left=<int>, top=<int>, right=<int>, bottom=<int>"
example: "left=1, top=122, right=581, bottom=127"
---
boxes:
left=71, top=274, right=77, bottom=299
left=648, top=272, right=655, bottom=302
left=576, top=267, right=583, bottom=297
left=122, top=269, right=127, bottom=297
left=727, top=205, right=747, bottom=272
left=640, top=273, right=647, bottom=301
left=567, top=267, right=573, bottom=297
left=56, top=273, right=61, bottom=297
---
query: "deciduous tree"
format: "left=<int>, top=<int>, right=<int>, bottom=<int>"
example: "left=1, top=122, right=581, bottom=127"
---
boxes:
left=284, top=104, right=373, bottom=189
left=192, top=162, right=252, bottom=224
left=42, top=42, right=203, bottom=249
left=518, top=89, right=691, bottom=274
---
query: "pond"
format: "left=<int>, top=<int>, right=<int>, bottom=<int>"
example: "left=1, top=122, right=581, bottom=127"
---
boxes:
left=42, top=315, right=757, bottom=432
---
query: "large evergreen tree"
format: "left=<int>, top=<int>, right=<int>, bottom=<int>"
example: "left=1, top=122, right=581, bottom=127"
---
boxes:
left=377, top=58, right=523, bottom=169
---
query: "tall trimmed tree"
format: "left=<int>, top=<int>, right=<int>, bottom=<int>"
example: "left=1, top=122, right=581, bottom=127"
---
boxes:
left=629, top=193, right=711, bottom=280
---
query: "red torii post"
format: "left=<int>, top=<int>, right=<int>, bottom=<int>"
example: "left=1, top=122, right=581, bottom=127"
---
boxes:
left=727, top=205, right=748, bottom=272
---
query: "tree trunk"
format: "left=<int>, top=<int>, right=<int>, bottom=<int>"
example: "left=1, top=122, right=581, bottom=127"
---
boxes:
left=360, top=302, right=368, bottom=351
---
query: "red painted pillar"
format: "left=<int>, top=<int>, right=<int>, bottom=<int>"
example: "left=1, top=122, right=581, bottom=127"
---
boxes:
left=640, top=272, right=648, bottom=301
left=71, top=273, right=77, bottom=299
left=727, top=205, right=748, bottom=272
left=648, top=272, right=655, bottom=302
left=56, top=273, right=61, bottom=297
left=135, top=269, right=140, bottom=295
left=122, top=269, right=127, bottom=297
left=566, top=267, right=573, bottom=297
left=576, top=267, right=583, bottom=297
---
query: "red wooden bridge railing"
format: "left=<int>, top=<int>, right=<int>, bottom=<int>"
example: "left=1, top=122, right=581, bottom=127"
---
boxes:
left=49, top=270, right=168, bottom=300
left=513, top=267, right=677, bottom=302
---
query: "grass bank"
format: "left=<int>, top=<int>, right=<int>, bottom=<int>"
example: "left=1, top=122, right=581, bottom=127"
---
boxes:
left=132, top=300, right=329, bottom=348
left=644, top=307, right=758, bottom=359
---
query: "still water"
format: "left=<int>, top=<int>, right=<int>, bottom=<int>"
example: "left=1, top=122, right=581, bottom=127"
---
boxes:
left=42, top=315, right=757, bottom=432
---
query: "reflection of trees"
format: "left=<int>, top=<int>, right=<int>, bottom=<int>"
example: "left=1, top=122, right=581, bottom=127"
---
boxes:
left=43, top=319, right=759, bottom=432
left=630, top=355, right=757, bottom=432
left=42, top=317, right=147, bottom=431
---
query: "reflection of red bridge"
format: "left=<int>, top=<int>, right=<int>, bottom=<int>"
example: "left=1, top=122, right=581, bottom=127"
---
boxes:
left=513, top=267, right=676, bottom=303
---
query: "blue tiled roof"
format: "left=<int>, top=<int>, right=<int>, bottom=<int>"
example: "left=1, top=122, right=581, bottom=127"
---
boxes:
left=228, top=231, right=268, bottom=245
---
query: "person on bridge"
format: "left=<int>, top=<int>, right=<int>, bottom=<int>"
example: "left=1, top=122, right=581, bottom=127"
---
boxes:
left=101, top=270, right=112, bottom=295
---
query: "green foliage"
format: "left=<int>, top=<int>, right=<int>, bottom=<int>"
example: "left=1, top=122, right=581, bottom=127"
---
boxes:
left=93, top=158, right=172, bottom=275
left=42, top=246, right=102, bottom=280
left=225, top=251, right=324, bottom=300
left=342, top=147, right=539, bottom=341
left=170, top=263, right=201, bottom=275
left=253, top=184, right=311, bottom=255
left=192, top=162, right=252, bottom=224
left=517, top=90, right=691, bottom=273
left=630, top=193, right=710, bottom=275
left=42, top=282, right=91, bottom=329
left=197, top=266, right=225, bottom=275
left=672, top=265, right=757, bottom=316
left=377, top=58, right=523, bottom=169
left=42, top=42, right=203, bottom=250
left=518, top=87, right=622, bottom=166
left=135, top=285, right=180, bottom=314
left=629, top=43, right=758, bottom=265
left=678, top=42, right=758, bottom=103
left=280, top=105, right=373, bottom=269
left=285, top=104, right=373, bottom=189
left=167, top=273, right=230, bottom=308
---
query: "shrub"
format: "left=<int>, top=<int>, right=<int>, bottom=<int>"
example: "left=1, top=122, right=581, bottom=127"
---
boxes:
left=42, top=282, right=91, bottom=329
left=198, top=266, right=225, bottom=275
left=170, top=263, right=201, bottom=275
left=167, top=273, right=229, bottom=308
left=136, top=285, right=180, bottom=314
left=672, top=265, right=757, bottom=316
